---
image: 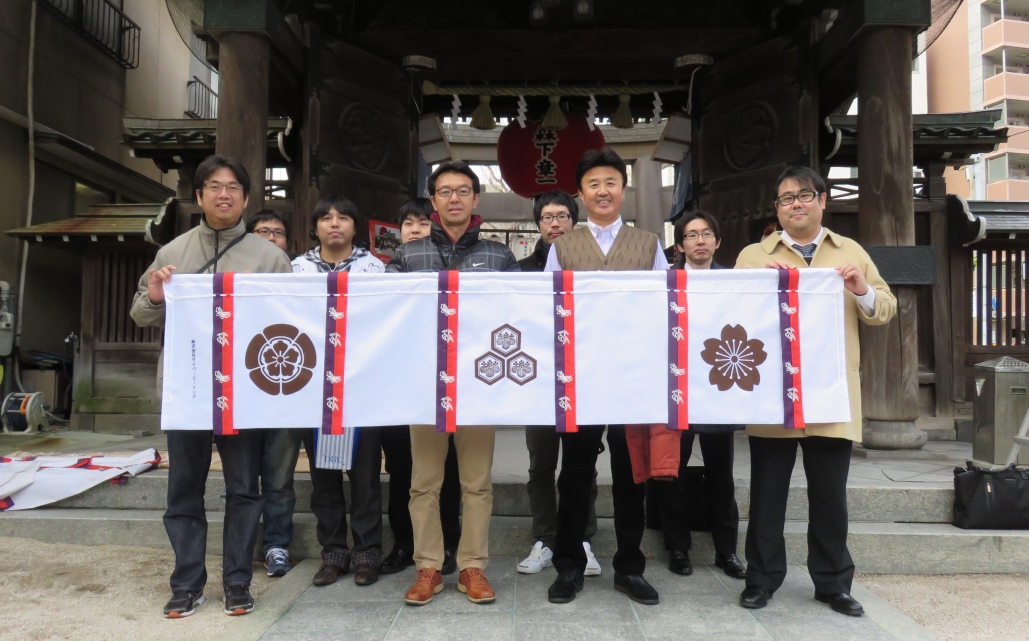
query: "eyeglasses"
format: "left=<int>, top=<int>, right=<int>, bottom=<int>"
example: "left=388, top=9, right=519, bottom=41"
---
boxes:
left=775, top=190, right=819, bottom=207
left=435, top=186, right=474, bottom=199
left=683, top=231, right=716, bottom=242
left=203, top=181, right=244, bottom=194
left=254, top=228, right=286, bottom=239
left=540, top=213, right=572, bottom=224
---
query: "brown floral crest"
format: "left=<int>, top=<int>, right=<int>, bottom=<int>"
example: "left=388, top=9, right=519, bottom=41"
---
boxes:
left=700, top=324, right=767, bottom=392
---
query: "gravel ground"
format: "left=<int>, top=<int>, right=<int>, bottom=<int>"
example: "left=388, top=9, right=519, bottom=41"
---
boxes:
left=0, top=537, right=273, bottom=641
left=0, top=536, right=1025, bottom=641
left=858, top=573, right=1029, bottom=641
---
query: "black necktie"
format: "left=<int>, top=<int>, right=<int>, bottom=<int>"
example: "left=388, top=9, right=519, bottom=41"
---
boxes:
left=792, top=243, right=816, bottom=265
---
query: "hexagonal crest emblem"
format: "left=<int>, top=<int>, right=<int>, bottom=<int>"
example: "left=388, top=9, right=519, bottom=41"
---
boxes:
left=474, top=352, right=505, bottom=385
left=491, top=324, right=521, bottom=356
left=506, top=351, right=537, bottom=386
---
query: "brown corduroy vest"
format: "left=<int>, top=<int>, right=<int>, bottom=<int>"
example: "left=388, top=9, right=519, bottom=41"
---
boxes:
left=553, top=224, right=658, bottom=271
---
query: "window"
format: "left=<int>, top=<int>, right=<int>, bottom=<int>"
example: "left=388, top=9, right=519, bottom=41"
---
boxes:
left=988, top=155, right=1009, bottom=183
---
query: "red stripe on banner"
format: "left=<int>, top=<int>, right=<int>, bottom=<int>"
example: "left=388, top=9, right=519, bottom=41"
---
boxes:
left=221, top=273, right=237, bottom=435
left=332, top=272, right=349, bottom=435
left=445, top=271, right=460, bottom=433
left=561, top=271, right=578, bottom=433
left=675, top=270, right=690, bottom=430
left=787, top=269, right=805, bottom=428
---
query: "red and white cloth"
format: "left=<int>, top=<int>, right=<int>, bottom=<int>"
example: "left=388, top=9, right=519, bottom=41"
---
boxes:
left=0, top=449, right=159, bottom=511
left=161, top=270, right=850, bottom=432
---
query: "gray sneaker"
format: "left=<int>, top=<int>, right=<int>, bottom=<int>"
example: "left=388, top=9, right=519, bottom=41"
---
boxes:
left=265, top=547, right=291, bottom=577
left=223, top=584, right=254, bottom=616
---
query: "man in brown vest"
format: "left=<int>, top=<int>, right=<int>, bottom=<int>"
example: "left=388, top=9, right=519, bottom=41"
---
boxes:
left=543, top=147, right=668, bottom=605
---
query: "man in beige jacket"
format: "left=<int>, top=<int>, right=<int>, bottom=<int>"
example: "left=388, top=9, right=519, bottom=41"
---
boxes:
left=735, top=166, right=896, bottom=617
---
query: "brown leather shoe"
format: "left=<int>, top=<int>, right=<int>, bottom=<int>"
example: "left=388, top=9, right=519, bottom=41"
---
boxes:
left=404, top=568, right=443, bottom=606
left=312, top=563, right=346, bottom=587
left=457, top=568, right=496, bottom=604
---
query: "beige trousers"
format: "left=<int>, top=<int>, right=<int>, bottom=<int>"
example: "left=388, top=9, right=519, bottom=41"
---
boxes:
left=409, top=425, right=495, bottom=571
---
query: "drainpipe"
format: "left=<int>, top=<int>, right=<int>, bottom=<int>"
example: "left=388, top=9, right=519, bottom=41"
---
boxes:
left=12, top=0, right=38, bottom=394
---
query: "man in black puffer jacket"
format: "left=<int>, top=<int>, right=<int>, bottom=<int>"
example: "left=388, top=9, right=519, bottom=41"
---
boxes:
left=389, top=161, right=517, bottom=607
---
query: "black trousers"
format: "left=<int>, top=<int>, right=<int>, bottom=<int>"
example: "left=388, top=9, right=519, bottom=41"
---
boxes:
left=660, top=431, right=739, bottom=557
left=744, top=435, right=854, bottom=594
left=300, top=429, right=384, bottom=566
left=380, top=426, right=461, bottom=552
left=552, top=425, right=605, bottom=573
left=165, top=429, right=263, bottom=592
left=552, top=425, right=647, bottom=575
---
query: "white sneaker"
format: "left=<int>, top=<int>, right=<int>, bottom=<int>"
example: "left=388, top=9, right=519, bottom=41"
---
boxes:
left=517, top=541, right=553, bottom=574
left=583, top=541, right=601, bottom=576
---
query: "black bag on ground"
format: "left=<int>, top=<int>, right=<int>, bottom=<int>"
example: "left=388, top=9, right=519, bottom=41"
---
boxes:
left=952, top=461, right=1029, bottom=529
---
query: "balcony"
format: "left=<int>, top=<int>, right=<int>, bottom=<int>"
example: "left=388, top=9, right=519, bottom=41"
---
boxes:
left=41, top=0, right=140, bottom=69
left=983, top=18, right=1029, bottom=59
left=185, top=77, right=218, bottom=120
left=984, top=71, right=1029, bottom=105
left=987, top=178, right=1029, bottom=199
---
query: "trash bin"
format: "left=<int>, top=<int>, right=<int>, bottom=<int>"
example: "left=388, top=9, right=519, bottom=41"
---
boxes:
left=973, top=356, right=1029, bottom=465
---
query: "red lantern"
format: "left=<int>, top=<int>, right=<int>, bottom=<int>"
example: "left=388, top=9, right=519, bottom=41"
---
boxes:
left=496, top=116, right=607, bottom=198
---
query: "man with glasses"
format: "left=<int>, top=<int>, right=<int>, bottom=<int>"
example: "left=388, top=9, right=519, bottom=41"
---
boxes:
left=131, top=155, right=292, bottom=618
left=735, top=166, right=896, bottom=617
left=247, top=210, right=290, bottom=254
left=388, top=161, right=519, bottom=606
left=515, top=190, right=602, bottom=579
left=243, top=209, right=303, bottom=580
left=654, top=210, right=746, bottom=580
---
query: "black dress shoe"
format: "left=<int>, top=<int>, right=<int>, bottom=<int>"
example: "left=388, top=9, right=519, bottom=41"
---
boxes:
left=613, top=573, right=659, bottom=605
left=668, top=550, right=693, bottom=576
left=441, top=549, right=457, bottom=576
left=379, top=548, right=415, bottom=575
left=739, top=585, right=771, bottom=609
left=354, top=563, right=380, bottom=586
left=714, top=553, right=746, bottom=579
left=312, top=563, right=346, bottom=587
left=815, top=591, right=864, bottom=616
left=547, top=569, right=585, bottom=604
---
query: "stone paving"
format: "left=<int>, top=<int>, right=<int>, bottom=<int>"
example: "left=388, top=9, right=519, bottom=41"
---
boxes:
left=256, top=557, right=936, bottom=641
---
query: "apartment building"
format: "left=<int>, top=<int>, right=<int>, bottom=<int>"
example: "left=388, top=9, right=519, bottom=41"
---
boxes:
left=930, top=0, right=1029, bottom=198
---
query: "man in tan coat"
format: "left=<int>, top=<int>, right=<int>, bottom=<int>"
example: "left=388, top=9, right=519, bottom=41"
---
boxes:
left=735, top=166, right=896, bottom=617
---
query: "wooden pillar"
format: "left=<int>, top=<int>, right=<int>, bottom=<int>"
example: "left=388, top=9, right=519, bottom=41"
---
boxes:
left=857, top=27, right=926, bottom=449
left=175, top=162, right=196, bottom=201
left=215, top=32, right=270, bottom=216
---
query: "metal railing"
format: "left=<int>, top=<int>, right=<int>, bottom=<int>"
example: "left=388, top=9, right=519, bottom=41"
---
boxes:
left=185, top=76, right=218, bottom=120
left=41, top=0, right=140, bottom=69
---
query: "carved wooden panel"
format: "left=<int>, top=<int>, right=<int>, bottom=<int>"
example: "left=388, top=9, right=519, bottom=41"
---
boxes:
left=696, top=29, right=819, bottom=263
left=300, top=34, right=417, bottom=240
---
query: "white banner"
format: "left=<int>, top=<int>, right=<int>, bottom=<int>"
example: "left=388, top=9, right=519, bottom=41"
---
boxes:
left=161, top=270, right=849, bottom=432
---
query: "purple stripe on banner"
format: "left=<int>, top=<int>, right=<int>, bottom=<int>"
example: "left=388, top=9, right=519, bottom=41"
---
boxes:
left=321, top=273, right=338, bottom=435
left=776, top=269, right=795, bottom=429
left=212, top=274, right=224, bottom=435
left=666, top=270, right=678, bottom=430
left=552, top=271, right=566, bottom=432
left=435, top=272, right=450, bottom=433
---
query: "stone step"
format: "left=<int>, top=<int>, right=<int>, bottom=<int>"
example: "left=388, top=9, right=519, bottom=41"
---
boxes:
left=49, top=470, right=956, bottom=524
left=1, top=509, right=1025, bottom=575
